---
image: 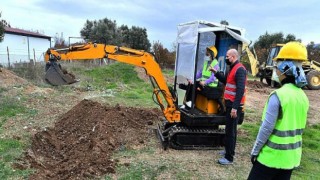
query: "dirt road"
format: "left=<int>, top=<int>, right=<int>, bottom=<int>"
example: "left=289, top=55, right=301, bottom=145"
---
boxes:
left=246, top=80, right=319, bottom=125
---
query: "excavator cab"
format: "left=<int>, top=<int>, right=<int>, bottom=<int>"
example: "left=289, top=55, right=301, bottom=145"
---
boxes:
left=258, top=44, right=284, bottom=86
left=174, top=21, right=248, bottom=119
left=160, top=21, right=250, bottom=149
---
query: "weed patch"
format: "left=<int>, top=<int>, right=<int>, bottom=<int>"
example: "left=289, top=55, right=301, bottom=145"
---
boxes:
left=82, top=63, right=144, bottom=89
left=0, top=97, right=27, bottom=128
left=0, top=139, right=31, bottom=179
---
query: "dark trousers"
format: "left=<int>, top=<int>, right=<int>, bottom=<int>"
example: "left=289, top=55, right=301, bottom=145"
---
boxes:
left=224, top=106, right=240, bottom=162
left=248, top=161, right=293, bottom=180
left=185, top=81, right=207, bottom=102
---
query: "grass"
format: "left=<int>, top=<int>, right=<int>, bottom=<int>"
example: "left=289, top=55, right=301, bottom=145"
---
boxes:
left=240, top=118, right=320, bottom=179
left=246, top=73, right=260, bottom=81
left=81, top=62, right=145, bottom=89
left=0, top=139, right=31, bottom=179
left=78, top=62, right=158, bottom=107
left=11, top=62, right=46, bottom=86
left=161, top=68, right=175, bottom=77
left=107, top=139, right=204, bottom=180
left=292, top=124, right=320, bottom=179
left=0, top=94, right=33, bottom=178
left=0, top=96, right=27, bottom=128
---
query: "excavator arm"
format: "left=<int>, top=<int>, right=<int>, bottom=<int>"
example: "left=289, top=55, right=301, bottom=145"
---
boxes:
left=242, top=43, right=259, bottom=77
left=45, top=43, right=180, bottom=123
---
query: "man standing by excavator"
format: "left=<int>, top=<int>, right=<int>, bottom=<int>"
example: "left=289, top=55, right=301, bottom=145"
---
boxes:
left=210, top=48, right=247, bottom=165
left=248, top=42, right=309, bottom=180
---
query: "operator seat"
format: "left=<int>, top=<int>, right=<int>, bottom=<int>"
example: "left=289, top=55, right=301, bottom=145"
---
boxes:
left=198, top=82, right=225, bottom=115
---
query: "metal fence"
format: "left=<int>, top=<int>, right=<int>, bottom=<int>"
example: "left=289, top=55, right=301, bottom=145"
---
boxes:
left=0, top=46, right=46, bottom=68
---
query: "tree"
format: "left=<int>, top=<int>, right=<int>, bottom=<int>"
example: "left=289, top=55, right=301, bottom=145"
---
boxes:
left=253, top=32, right=300, bottom=64
left=220, top=20, right=229, bottom=25
left=152, top=41, right=165, bottom=65
left=80, top=17, right=151, bottom=51
left=80, top=20, right=93, bottom=40
left=0, top=12, right=10, bottom=42
left=152, top=41, right=175, bottom=68
left=0, top=20, right=4, bottom=43
left=54, top=32, right=67, bottom=48
left=127, top=26, right=151, bottom=51
left=119, top=25, right=130, bottom=46
left=80, top=18, right=121, bottom=45
left=307, top=42, right=320, bottom=63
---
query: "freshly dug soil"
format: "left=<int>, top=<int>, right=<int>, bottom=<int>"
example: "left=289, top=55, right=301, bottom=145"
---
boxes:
left=23, top=99, right=161, bottom=179
left=0, top=67, right=28, bottom=88
left=247, top=80, right=269, bottom=89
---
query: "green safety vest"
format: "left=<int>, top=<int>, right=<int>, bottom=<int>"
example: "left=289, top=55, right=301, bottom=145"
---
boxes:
left=200, top=59, right=219, bottom=87
left=257, top=83, right=309, bottom=169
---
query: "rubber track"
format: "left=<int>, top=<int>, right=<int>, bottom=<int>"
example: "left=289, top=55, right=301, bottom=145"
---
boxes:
left=168, top=126, right=225, bottom=150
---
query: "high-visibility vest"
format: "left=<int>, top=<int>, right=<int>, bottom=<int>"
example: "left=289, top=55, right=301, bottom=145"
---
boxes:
left=224, top=63, right=246, bottom=104
left=200, top=59, right=219, bottom=87
left=257, top=83, right=309, bottom=169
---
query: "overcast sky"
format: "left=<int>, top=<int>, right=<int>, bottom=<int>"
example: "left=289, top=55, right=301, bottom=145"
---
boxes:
left=1, top=0, right=319, bottom=49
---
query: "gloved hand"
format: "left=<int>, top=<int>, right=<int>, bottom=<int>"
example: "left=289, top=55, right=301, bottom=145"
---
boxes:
left=251, top=155, right=257, bottom=164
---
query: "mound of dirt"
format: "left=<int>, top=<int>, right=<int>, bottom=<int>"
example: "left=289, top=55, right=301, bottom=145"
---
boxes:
left=0, top=68, right=28, bottom=88
left=247, top=80, right=271, bottom=94
left=247, top=80, right=267, bottom=89
left=22, top=99, right=161, bottom=179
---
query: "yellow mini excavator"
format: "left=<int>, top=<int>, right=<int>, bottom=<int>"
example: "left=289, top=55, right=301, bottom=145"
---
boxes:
left=44, top=20, right=250, bottom=150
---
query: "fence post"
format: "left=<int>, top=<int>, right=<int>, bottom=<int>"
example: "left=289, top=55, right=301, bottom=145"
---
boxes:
left=33, top=48, right=36, bottom=64
left=7, top=46, right=10, bottom=68
left=27, top=36, right=30, bottom=61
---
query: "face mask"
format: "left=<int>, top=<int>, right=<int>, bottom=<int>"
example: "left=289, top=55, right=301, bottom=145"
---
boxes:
left=271, top=73, right=280, bottom=84
left=204, top=55, right=211, bottom=61
left=272, top=66, right=292, bottom=84
left=272, top=68, right=290, bottom=85
left=271, top=68, right=280, bottom=83
left=226, top=58, right=231, bottom=65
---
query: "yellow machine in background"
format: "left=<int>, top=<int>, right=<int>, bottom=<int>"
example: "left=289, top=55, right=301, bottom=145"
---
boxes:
left=243, top=43, right=320, bottom=90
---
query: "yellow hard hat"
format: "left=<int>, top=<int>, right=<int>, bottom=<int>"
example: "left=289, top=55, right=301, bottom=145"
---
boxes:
left=207, top=45, right=218, bottom=58
left=273, top=41, right=308, bottom=61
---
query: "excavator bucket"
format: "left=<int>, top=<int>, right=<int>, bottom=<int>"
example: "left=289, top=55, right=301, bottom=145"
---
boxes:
left=45, top=63, right=77, bottom=86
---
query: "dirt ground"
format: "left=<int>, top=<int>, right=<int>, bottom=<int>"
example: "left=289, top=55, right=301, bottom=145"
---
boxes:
left=246, top=80, right=319, bottom=125
left=0, top=68, right=28, bottom=87
left=1, top=68, right=319, bottom=179
left=22, top=100, right=160, bottom=179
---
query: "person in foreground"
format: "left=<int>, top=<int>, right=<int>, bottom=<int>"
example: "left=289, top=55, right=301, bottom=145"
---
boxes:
left=210, top=48, right=247, bottom=165
left=248, top=41, right=309, bottom=180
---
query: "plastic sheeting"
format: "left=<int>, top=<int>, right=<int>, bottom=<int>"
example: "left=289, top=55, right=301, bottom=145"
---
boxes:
left=175, top=20, right=250, bottom=82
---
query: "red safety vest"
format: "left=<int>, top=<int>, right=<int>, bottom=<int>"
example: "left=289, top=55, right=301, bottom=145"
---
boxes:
left=224, top=63, right=247, bottom=104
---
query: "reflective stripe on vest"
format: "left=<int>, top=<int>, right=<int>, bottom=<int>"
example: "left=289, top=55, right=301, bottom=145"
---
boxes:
left=224, top=63, right=246, bottom=103
left=273, top=128, right=304, bottom=137
left=201, top=59, right=218, bottom=87
left=225, top=90, right=246, bottom=96
left=257, top=83, right=309, bottom=169
left=266, top=140, right=302, bottom=150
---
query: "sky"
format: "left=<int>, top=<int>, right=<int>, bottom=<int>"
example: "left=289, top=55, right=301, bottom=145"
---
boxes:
left=1, top=0, right=319, bottom=49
